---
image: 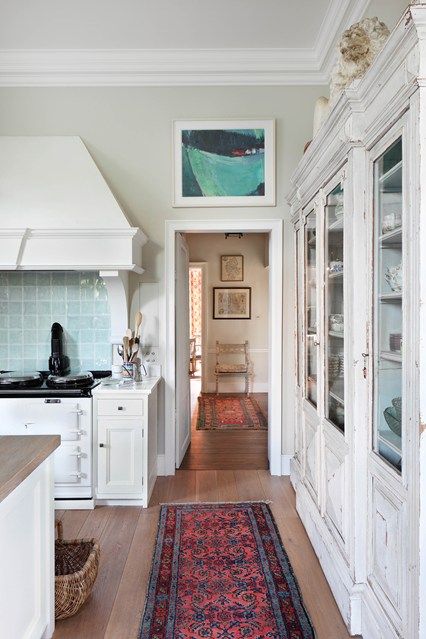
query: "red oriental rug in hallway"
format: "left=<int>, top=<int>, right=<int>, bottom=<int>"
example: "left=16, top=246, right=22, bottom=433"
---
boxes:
left=196, top=394, right=268, bottom=430
left=139, top=502, right=315, bottom=639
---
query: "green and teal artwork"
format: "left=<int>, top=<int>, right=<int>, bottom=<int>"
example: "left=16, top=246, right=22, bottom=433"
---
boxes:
left=174, top=120, right=275, bottom=207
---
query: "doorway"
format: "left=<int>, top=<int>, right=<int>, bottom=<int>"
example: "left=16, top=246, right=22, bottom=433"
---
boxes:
left=164, top=219, right=283, bottom=476
left=183, top=233, right=269, bottom=470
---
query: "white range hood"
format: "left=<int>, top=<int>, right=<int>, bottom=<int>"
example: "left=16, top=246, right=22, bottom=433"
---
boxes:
left=0, top=136, right=148, bottom=342
left=0, top=136, right=146, bottom=272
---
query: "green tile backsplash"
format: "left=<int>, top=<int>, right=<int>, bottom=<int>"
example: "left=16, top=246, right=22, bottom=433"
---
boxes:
left=0, top=272, right=111, bottom=372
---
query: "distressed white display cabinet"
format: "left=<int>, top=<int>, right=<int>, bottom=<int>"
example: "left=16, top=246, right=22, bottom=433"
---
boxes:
left=288, top=7, right=426, bottom=638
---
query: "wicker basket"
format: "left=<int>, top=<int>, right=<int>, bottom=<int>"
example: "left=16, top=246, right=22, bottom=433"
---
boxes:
left=55, top=520, right=100, bottom=620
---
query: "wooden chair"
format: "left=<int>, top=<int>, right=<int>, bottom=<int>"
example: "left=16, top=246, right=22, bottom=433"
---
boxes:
left=214, top=340, right=252, bottom=396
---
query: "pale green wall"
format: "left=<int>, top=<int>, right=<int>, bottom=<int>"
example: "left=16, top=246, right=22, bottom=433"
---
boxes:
left=0, top=85, right=325, bottom=455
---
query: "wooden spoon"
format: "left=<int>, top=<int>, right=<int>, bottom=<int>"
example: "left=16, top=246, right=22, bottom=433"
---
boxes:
left=123, top=336, right=129, bottom=362
left=125, top=328, right=133, bottom=340
left=134, top=311, right=143, bottom=339
left=129, top=343, right=139, bottom=362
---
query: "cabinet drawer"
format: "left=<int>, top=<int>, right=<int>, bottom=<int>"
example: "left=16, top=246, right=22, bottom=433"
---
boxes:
left=97, top=399, right=144, bottom=416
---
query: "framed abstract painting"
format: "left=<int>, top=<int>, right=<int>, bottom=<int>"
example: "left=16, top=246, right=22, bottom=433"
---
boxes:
left=213, top=287, right=251, bottom=320
left=173, top=120, right=275, bottom=207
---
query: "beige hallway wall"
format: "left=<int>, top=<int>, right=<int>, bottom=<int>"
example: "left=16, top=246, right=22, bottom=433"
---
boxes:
left=186, top=232, right=269, bottom=392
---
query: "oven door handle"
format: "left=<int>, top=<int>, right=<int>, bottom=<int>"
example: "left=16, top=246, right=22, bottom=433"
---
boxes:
left=69, top=451, right=85, bottom=459
left=68, top=471, right=85, bottom=480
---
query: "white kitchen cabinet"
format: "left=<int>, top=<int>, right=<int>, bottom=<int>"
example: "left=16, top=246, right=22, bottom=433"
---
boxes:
left=93, top=377, right=159, bottom=506
left=288, top=8, right=426, bottom=638
left=97, top=418, right=143, bottom=495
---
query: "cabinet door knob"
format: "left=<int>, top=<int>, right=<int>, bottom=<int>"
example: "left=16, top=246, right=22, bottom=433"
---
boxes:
left=99, top=443, right=104, bottom=448
left=118, top=406, right=124, bottom=411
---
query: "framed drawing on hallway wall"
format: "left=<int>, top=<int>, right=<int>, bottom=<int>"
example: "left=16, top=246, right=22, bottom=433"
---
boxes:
left=213, top=287, right=251, bottom=320
left=221, top=255, right=244, bottom=282
left=173, top=120, right=275, bottom=207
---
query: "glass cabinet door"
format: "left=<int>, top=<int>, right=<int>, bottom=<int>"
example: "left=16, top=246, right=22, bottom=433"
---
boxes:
left=324, top=184, right=345, bottom=431
left=373, top=137, right=403, bottom=471
left=305, top=210, right=318, bottom=406
left=295, top=227, right=302, bottom=389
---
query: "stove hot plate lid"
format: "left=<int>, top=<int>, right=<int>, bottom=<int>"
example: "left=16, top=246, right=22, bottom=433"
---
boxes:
left=0, top=371, right=44, bottom=388
left=46, top=371, right=94, bottom=389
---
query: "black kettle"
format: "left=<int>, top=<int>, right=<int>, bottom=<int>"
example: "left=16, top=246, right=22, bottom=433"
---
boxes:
left=49, top=322, right=70, bottom=376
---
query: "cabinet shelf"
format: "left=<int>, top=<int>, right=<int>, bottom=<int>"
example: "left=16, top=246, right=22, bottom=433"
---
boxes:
left=379, top=227, right=402, bottom=245
left=328, top=271, right=344, bottom=280
left=328, top=218, right=344, bottom=231
left=329, top=331, right=344, bottom=339
left=379, top=292, right=402, bottom=302
left=329, top=389, right=344, bottom=405
left=379, top=160, right=402, bottom=187
left=380, top=350, right=402, bottom=363
left=378, top=429, right=402, bottom=455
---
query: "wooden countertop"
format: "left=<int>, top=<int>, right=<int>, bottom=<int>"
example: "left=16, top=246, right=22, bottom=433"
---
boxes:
left=0, top=435, right=60, bottom=503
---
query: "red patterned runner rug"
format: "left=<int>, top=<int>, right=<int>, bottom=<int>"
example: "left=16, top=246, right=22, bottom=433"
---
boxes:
left=139, top=502, right=315, bottom=639
left=196, top=394, right=267, bottom=430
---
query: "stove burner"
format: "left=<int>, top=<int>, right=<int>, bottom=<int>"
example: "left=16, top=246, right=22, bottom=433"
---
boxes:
left=46, top=371, right=94, bottom=389
left=0, top=372, right=44, bottom=388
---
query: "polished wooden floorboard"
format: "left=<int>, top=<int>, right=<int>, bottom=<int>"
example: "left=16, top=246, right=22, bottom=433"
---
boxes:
left=180, top=389, right=269, bottom=470
left=53, top=471, right=351, bottom=639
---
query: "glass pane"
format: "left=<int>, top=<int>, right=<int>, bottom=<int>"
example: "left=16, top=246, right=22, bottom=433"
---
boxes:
left=325, top=183, right=345, bottom=432
left=295, top=228, right=301, bottom=388
left=305, top=210, right=318, bottom=406
left=373, top=138, right=402, bottom=471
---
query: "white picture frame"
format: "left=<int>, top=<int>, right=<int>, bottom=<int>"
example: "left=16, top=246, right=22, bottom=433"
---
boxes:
left=173, top=119, right=275, bottom=207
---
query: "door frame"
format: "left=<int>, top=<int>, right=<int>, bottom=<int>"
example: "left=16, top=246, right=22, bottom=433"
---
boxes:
left=164, top=218, right=283, bottom=475
left=189, top=261, right=208, bottom=393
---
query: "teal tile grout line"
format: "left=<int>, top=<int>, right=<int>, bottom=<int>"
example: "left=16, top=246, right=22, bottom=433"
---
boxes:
left=0, top=271, right=112, bottom=371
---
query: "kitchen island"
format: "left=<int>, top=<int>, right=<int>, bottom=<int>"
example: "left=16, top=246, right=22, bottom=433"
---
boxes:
left=0, top=435, right=60, bottom=639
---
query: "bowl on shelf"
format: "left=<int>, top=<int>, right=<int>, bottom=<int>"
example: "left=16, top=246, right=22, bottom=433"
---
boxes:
left=329, top=260, right=344, bottom=273
left=383, top=406, right=401, bottom=437
left=382, top=212, right=402, bottom=233
left=384, top=263, right=402, bottom=293
left=392, top=396, right=402, bottom=421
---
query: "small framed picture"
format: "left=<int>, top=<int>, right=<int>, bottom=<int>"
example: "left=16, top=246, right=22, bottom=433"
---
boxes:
left=221, top=255, right=244, bottom=282
left=173, top=119, right=275, bottom=207
left=213, top=287, right=251, bottom=320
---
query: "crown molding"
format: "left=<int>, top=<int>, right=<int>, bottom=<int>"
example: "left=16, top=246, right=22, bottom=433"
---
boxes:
left=0, top=0, right=371, bottom=87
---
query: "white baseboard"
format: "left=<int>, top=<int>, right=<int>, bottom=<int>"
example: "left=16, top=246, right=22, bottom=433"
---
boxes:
left=157, top=454, right=166, bottom=476
left=281, top=454, right=292, bottom=475
left=54, top=499, right=95, bottom=510
left=205, top=382, right=268, bottom=393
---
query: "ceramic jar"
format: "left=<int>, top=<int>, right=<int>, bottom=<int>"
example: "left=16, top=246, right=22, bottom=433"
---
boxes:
left=329, top=260, right=344, bottom=273
left=385, top=262, right=402, bottom=292
left=330, top=313, right=344, bottom=333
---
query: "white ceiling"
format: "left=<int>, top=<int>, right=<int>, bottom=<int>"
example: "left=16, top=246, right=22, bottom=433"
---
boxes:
left=0, top=0, right=408, bottom=86
left=0, top=0, right=332, bottom=50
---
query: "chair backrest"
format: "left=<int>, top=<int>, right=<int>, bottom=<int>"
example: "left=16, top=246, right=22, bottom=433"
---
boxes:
left=216, top=340, right=249, bottom=366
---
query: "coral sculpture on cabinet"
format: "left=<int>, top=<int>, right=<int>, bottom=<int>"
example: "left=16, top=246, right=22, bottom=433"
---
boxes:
left=312, top=17, right=390, bottom=137
left=329, top=17, right=390, bottom=108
